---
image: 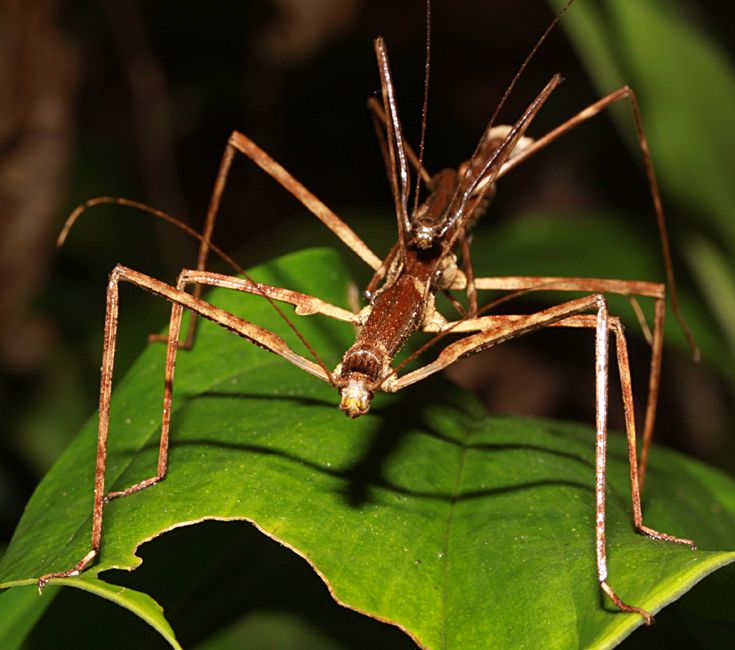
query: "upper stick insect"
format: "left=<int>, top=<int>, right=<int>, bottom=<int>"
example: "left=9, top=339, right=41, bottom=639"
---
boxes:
left=41, top=0, right=698, bottom=626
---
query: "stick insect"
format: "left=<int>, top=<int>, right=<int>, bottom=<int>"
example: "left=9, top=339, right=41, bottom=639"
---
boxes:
left=40, top=0, right=698, bottom=625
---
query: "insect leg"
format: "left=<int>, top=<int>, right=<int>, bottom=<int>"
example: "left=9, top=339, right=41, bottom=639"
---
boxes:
left=387, top=294, right=693, bottom=621
left=494, top=85, right=698, bottom=362
left=450, top=274, right=666, bottom=491
left=556, top=314, right=694, bottom=532
left=228, top=132, right=380, bottom=270
left=113, top=270, right=358, bottom=499
left=37, top=266, right=334, bottom=588
left=173, top=269, right=359, bottom=324
left=459, top=235, right=478, bottom=317
left=552, top=313, right=695, bottom=623
left=148, top=128, right=379, bottom=350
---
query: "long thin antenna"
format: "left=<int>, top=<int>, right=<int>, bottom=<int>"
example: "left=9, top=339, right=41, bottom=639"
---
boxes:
left=58, top=197, right=335, bottom=385
left=411, top=0, right=432, bottom=219
left=487, top=0, right=576, bottom=131
left=58, top=197, right=244, bottom=274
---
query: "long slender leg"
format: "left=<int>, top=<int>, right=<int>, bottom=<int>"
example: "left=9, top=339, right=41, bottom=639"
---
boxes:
left=554, top=314, right=694, bottom=622
left=459, top=235, right=478, bottom=317
left=99, top=268, right=362, bottom=505
left=172, top=269, right=359, bottom=324
left=36, top=266, right=127, bottom=588
left=552, top=314, right=693, bottom=537
left=149, top=129, right=380, bottom=350
left=494, top=85, right=698, bottom=360
left=383, top=294, right=693, bottom=621
left=638, top=298, right=664, bottom=492
left=588, top=302, right=660, bottom=623
left=435, top=235, right=477, bottom=319
left=146, top=142, right=239, bottom=350
left=152, top=142, right=238, bottom=349
left=107, top=286, right=184, bottom=501
left=228, top=132, right=380, bottom=270
left=199, top=131, right=381, bottom=273
left=450, top=274, right=664, bottom=298
left=390, top=295, right=606, bottom=390
left=108, top=268, right=359, bottom=504
left=444, top=273, right=666, bottom=492
left=37, top=265, right=335, bottom=587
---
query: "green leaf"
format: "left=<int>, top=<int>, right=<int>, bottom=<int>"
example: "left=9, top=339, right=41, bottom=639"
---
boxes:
left=1, top=249, right=734, bottom=649
left=0, top=585, right=59, bottom=650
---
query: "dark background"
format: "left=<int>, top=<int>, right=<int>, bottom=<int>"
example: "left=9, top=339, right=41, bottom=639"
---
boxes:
left=1, top=1, right=734, bottom=647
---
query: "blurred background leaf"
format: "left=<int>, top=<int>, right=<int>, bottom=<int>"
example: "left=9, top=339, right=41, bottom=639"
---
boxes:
left=551, top=0, right=735, bottom=376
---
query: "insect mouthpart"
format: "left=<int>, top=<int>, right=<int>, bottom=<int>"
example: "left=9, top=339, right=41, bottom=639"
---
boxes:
left=339, top=379, right=373, bottom=418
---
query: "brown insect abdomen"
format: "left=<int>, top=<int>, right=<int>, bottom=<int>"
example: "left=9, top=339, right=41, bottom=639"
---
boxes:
left=339, top=274, right=426, bottom=386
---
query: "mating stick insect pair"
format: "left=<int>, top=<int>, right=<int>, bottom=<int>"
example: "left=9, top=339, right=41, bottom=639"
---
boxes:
left=41, top=0, right=699, bottom=625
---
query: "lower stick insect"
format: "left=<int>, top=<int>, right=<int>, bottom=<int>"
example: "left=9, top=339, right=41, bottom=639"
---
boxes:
left=40, top=0, right=698, bottom=625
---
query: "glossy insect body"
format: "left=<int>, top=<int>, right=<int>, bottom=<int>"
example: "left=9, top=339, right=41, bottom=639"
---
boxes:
left=336, top=38, right=549, bottom=417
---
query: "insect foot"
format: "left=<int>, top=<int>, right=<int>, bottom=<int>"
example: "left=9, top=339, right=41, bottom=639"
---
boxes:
left=37, top=549, right=98, bottom=593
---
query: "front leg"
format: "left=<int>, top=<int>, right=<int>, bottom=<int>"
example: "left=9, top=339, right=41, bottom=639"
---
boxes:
left=38, top=265, right=338, bottom=588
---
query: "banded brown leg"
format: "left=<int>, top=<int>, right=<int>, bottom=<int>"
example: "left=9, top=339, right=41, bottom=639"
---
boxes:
left=447, top=274, right=667, bottom=491
left=149, top=129, right=381, bottom=350
left=384, top=293, right=694, bottom=622
left=37, top=265, right=355, bottom=588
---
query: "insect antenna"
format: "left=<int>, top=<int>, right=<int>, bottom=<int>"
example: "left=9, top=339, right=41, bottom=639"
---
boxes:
left=441, top=0, right=578, bottom=240
left=59, top=197, right=244, bottom=273
left=410, top=0, right=432, bottom=219
left=442, top=74, right=563, bottom=251
left=58, top=197, right=336, bottom=385
left=486, top=0, right=577, bottom=134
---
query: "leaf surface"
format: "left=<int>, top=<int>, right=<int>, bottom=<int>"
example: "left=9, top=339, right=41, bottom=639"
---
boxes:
left=1, top=249, right=733, bottom=649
